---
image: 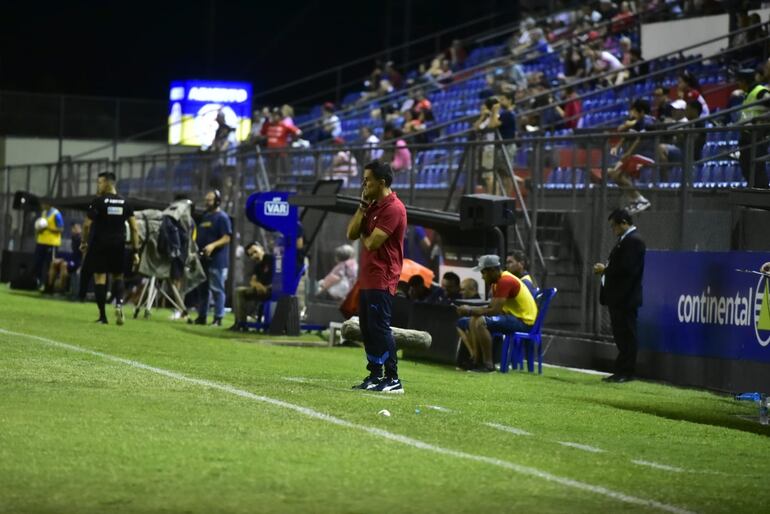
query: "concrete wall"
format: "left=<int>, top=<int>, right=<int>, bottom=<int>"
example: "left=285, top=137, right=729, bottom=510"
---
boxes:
left=0, top=137, right=177, bottom=167
left=641, top=8, right=770, bottom=60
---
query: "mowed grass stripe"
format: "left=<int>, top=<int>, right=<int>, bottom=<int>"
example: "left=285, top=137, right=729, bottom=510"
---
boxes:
left=0, top=327, right=696, bottom=514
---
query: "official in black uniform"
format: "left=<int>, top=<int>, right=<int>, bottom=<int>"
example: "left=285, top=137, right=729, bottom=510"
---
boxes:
left=593, top=209, right=646, bottom=383
left=80, top=172, right=140, bottom=324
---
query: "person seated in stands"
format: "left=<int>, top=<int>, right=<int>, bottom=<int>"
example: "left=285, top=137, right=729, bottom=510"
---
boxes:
left=359, top=126, right=383, bottom=162
left=555, top=85, right=582, bottom=130
left=229, top=242, right=274, bottom=332
left=384, top=125, right=412, bottom=172
left=460, top=277, right=481, bottom=300
left=47, top=223, right=82, bottom=294
left=407, top=275, right=443, bottom=303
left=319, top=102, right=342, bottom=143
left=506, top=250, right=537, bottom=295
left=677, top=70, right=710, bottom=117
left=609, top=98, right=656, bottom=214
left=456, top=255, right=538, bottom=372
left=440, top=272, right=462, bottom=303
left=316, top=244, right=358, bottom=302
left=326, top=138, right=358, bottom=187
left=446, top=39, right=466, bottom=69
left=657, top=100, right=706, bottom=178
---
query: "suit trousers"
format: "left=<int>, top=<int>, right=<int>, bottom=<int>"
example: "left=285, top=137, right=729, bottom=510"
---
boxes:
left=608, top=307, right=638, bottom=376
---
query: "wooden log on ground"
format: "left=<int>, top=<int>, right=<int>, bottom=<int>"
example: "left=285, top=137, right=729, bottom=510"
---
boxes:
left=341, top=316, right=432, bottom=350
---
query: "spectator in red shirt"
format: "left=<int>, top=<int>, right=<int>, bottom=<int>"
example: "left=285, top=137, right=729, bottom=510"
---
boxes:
left=556, top=86, right=583, bottom=129
left=261, top=109, right=301, bottom=148
left=260, top=109, right=301, bottom=176
left=346, top=161, right=407, bottom=394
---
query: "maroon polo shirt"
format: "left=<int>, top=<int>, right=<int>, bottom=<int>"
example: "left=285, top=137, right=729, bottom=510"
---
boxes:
left=359, top=191, right=407, bottom=294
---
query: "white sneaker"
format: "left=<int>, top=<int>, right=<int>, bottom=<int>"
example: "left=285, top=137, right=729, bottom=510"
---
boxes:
left=115, top=305, right=125, bottom=326
left=627, top=198, right=651, bottom=214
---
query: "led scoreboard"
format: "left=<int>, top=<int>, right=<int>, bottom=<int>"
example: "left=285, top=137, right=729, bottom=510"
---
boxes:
left=168, top=80, right=253, bottom=147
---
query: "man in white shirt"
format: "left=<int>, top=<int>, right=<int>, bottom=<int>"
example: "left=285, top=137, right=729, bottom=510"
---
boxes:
left=360, top=126, right=383, bottom=161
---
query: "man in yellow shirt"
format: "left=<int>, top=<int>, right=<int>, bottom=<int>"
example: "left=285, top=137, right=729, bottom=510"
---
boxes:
left=456, top=255, right=538, bottom=372
left=34, top=199, right=64, bottom=291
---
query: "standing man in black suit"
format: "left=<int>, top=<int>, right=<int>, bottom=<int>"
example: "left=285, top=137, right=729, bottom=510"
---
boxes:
left=593, top=209, right=646, bottom=383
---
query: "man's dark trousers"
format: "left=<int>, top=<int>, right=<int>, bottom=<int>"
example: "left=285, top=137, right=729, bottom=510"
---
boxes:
left=608, top=307, right=638, bottom=376
left=358, top=289, right=398, bottom=379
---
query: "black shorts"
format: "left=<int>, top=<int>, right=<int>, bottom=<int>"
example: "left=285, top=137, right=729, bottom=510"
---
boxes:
left=89, top=242, right=126, bottom=274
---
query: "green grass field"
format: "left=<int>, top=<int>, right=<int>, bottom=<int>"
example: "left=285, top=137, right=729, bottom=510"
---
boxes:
left=1, top=286, right=769, bottom=514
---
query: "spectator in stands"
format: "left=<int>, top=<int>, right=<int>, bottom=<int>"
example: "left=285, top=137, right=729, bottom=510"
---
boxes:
left=627, top=47, right=649, bottom=79
left=651, top=85, right=668, bottom=120
left=247, top=108, right=269, bottom=146
left=436, top=58, right=454, bottom=85
left=422, top=54, right=446, bottom=87
left=402, top=110, right=427, bottom=142
left=211, top=110, right=236, bottom=156
left=563, top=46, right=590, bottom=80
left=316, top=244, right=357, bottom=302
left=320, top=102, right=342, bottom=142
left=609, top=98, right=656, bottom=214
left=619, top=37, right=633, bottom=67
left=384, top=61, right=403, bottom=89
left=447, top=39, right=467, bottom=69
left=407, top=274, right=442, bottom=303
left=657, top=100, right=705, bottom=175
left=34, top=199, right=64, bottom=291
left=474, top=97, right=501, bottom=194
left=261, top=108, right=301, bottom=176
left=262, top=108, right=301, bottom=149
left=327, top=139, right=359, bottom=187
left=587, top=47, right=625, bottom=85
left=440, top=272, right=462, bottom=303
left=359, top=126, right=383, bottom=162
left=506, top=250, right=537, bottom=295
left=230, top=241, right=274, bottom=331
left=555, top=85, right=583, bottom=129
left=384, top=125, right=412, bottom=172
left=281, top=104, right=296, bottom=128
left=460, top=277, right=481, bottom=299
left=599, top=0, right=619, bottom=20
left=456, top=255, right=538, bottom=372
left=47, top=223, right=82, bottom=294
left=735, top=68, right=770, bottom=189
left=612, top=1, right=636, bottom=34
left=677, top=71, right=710, bottom=117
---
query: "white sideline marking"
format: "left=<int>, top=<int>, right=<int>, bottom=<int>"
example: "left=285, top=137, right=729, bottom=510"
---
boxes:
left=425, top=405, right=452, bottom=412
left=558, top=441, right=606, bottom=453
left=282, top=376, right=312, bottom=383
left=484, top=422, right=532, bottom=436
left=632, top=460, right=684, bottom=473
left=542, top=363, right=611, bottom=376
left=0, top=328, right=695, bottom=514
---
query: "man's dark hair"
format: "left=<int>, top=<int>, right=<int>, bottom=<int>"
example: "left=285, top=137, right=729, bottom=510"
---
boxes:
left=98, top=171, right=116, bottom=182
left=510, top=250, right=528, bottom=268
left=608, top=208, right=633, bottom=225
left=364, top=160, right=393, bottom=187
left=442, top=271, right=460, bottom=287
left=630, top=47, right=642, bottom=59
left=245, top=241, right=263, bottom=252
left=631, top=98, right=651, bottom=115
left=679, top=70, right=700, bottom=90
left=686, top=100, right=703, bottom=116
left=408, top=275, right=425, bottom=288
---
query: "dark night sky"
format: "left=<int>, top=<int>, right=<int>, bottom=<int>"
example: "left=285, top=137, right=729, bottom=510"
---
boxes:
left=1, top=0, right=517, bottom=105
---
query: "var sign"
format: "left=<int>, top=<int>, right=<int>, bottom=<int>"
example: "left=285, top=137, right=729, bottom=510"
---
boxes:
left=264, top=197, right=289, bottom=216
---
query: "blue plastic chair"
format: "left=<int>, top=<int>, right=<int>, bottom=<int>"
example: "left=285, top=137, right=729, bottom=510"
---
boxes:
left=496, top=288, right=558, bottom=374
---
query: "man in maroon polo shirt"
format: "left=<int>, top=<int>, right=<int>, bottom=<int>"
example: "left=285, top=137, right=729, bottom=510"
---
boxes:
left=346, top=161, right=407, bottom=393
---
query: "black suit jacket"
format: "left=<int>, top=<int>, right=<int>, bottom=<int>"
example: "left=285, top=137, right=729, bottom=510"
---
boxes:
left=600, top=230, right=646, bottom=309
